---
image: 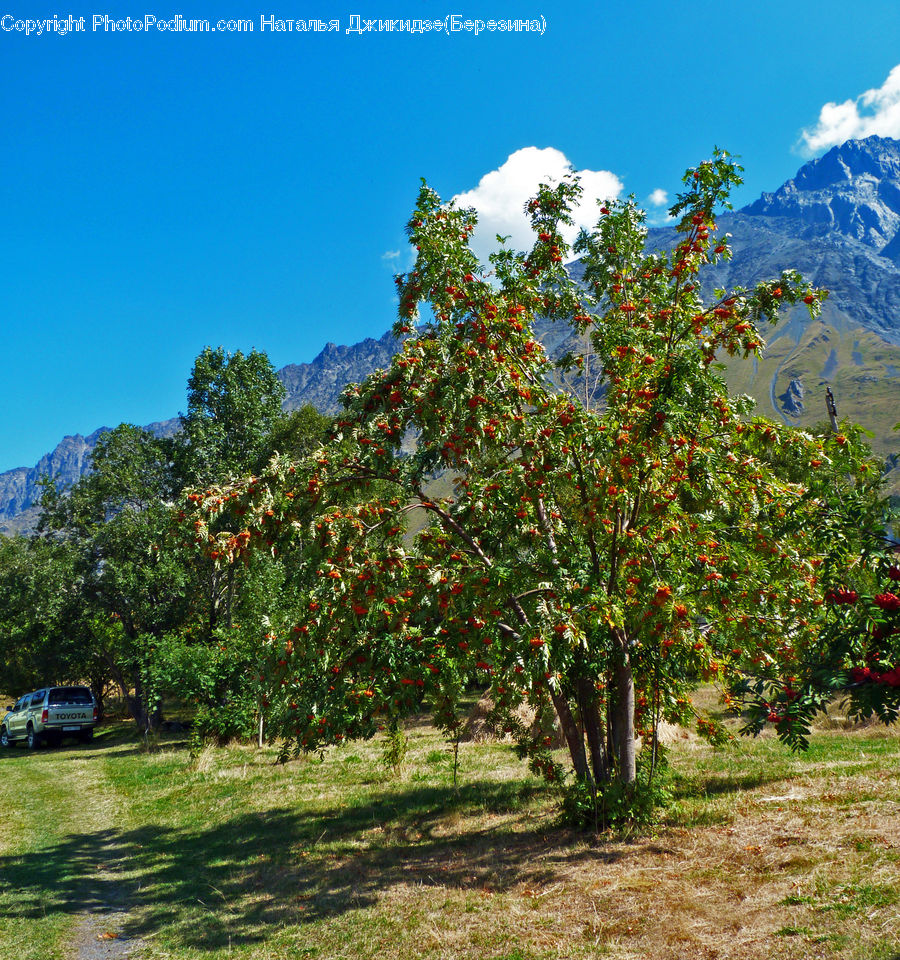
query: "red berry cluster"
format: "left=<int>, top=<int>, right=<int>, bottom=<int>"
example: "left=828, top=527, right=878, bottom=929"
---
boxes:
left=825, top=588, right=858, bottom=605
left=873, top=592, right=900, bottom=612
left=851, top=665, right=900, bottom=687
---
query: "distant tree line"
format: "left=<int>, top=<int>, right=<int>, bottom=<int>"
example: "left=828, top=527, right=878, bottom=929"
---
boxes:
left=0, top=346, right=330, bottom=740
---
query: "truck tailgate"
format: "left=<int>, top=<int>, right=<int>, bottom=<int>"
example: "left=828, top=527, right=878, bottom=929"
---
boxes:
left=47, top=705, right=93, bottom=726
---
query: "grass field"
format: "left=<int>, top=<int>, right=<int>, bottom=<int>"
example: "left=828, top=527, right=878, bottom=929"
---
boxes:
left=0, top=701, right=898, bottom=960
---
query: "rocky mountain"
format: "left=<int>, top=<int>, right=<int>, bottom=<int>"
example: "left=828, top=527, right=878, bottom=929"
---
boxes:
left=277, top=330, right=400, bottom=413
left=3, top=137, right=900, bottom=533
left=0, top=429, right=108, bottom=536
left=743, top=136, right=900, bottom=261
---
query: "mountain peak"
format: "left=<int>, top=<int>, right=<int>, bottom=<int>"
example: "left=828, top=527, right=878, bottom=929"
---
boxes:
left=794, top=136, right=900, bottom=188
left=742, top=136, right=900, bottom=259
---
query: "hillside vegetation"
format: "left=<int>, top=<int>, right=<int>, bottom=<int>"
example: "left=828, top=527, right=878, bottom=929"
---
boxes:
left=720, top=302, right=900, bottom=494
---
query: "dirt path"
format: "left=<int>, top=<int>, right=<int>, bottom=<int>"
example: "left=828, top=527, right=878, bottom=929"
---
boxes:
left=73, top=912, right=140, bottom=960
left=55, top=742, right=146, bottom=960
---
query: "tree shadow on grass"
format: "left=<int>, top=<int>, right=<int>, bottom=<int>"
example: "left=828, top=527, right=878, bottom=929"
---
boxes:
left=0, top=780, right=627, bottom=951
left=660, top=769, right=794, bottom=828
left=670, top=768, right=787, bottom=800
left=697, top=770, right=788, bottom=796
left=0, top=732, right=189, bottom=762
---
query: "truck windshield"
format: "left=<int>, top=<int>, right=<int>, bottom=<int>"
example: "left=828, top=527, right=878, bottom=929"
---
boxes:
left=48, top=687, right=92, bottom=705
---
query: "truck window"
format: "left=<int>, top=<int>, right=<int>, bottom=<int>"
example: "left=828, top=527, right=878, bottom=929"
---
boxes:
left=29, top=692, right=45, bottom=708
left=48, top=688, right=92, bottom=706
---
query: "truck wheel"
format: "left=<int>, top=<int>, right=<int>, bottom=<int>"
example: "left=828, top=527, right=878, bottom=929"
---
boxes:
left=26, top=725, right=42, bottom=750
left=0, top=727, right=10, bottom=748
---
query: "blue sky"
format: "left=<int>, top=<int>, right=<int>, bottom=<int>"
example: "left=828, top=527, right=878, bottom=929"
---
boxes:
left=3, top=0, right=900, bottom=471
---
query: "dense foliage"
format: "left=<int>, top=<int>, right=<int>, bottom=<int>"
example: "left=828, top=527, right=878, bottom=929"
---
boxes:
left=803, top=538, right=900, bottom=727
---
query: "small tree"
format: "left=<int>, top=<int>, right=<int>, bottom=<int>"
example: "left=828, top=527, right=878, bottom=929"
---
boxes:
left=177, top=347, right=289, bottom=638
left=186, top=153, right=879, bottom=815
left=174, top=397, right=332, bottom=745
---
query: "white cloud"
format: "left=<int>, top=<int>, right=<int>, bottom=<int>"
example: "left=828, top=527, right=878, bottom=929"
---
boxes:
left=451, top=147, right=624, bottom=260
left=648, top=188, right=668, bottom=207
left=382, top=249, right=400, bottom=260
left=800, top=65, right=900, bottom=154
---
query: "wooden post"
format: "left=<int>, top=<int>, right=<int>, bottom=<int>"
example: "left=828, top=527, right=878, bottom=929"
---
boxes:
left=825, top=388, right=839, bottom=433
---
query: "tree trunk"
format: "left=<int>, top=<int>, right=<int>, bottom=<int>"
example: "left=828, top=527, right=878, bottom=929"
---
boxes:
left=550, top=689, right=590, bottom=783
left=103, top=655, right=157, bottom=734
left=606, top=710, right=614, bottom=773
left=89, top=672, right=106, bottom=722
left=226, top=564, right=235, bottom=630
left=126, top=692, right=151, bottom=732
left=611, top=657, right=637, bottom=784
left=578, top=677, right=609, bottom=784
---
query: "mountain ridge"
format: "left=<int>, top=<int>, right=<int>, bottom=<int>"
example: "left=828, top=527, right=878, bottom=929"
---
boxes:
left=743, top=135, right=900, bottom=261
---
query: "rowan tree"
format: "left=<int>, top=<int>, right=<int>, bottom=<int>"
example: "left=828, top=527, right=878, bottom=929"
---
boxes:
left=184, top=152, right=879, bottom=816
left=793, top=524, right=900, bottom=729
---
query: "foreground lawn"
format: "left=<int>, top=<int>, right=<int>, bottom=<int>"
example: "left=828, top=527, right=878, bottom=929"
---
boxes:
left=0, top=709, right=897, bottom=960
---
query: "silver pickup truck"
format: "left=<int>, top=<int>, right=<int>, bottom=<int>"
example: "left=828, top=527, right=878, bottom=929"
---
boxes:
left=1, top=686, right=98, bottom=749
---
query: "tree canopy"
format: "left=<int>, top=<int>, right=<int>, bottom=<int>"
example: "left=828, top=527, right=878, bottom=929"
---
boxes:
left=179, top=346, right=287, bottom=483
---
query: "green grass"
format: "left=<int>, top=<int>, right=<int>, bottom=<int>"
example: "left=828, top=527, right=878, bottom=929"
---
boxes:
left=0, top=740, right=115, bottom=957
left=0, top=705, right=898, bottom=959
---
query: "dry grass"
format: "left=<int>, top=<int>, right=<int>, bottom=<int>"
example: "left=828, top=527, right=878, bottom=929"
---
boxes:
left=0, top=699, right=898, bottom=960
